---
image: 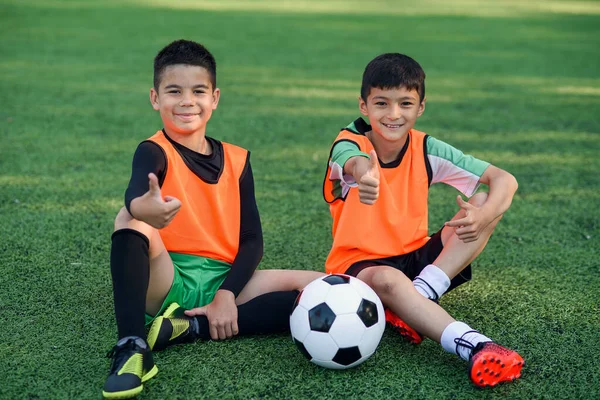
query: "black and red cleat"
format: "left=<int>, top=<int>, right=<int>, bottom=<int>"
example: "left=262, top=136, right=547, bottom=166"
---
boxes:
left=384, top=308, right=423, bottom=344
left=468, top=342, right=524, bottom=388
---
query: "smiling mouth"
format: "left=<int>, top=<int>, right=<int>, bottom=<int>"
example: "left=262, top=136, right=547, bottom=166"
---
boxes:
left=176, top=113, right=198, bottom=119
left=382, top=122, right=404, bottom=129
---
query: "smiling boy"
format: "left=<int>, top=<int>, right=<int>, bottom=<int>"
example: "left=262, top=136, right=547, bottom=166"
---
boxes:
left=322, top=53, right=524, bottom=387
left=102, top=40, right=323, bottom=399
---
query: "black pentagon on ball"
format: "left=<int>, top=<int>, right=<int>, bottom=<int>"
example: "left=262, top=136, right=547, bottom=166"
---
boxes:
left=322, top=274, right=351, bottom=285
left=332, top=347, right=362, bottom=366
left=294, top=338, right=312, bottom=360
left=357, top=299, right=379, bottom=328
left=308, top=303, right=336, bottom=332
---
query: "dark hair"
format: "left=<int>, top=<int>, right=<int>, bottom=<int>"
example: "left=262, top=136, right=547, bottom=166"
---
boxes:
left=360, top=53, right=425, bottom=102
left=153, top=39, right=216, bottom=91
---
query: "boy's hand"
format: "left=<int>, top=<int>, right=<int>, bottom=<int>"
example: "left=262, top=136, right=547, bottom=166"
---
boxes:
left=445, top=195, right=492, bottom=243
left=130, top=173, right=181, bottom=229
left=354, top=150, right=380, bottom=205
left=184, top=290, right=239, bottom=340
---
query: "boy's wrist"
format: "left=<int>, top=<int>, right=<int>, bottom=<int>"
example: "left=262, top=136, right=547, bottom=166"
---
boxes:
left=344, top=155, right=367, bottom=176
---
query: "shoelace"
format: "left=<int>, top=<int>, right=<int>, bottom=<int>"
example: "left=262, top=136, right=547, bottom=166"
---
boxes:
left=106, top=338, right=138, bottom=373
left=453, top=329, right=479, bottom=359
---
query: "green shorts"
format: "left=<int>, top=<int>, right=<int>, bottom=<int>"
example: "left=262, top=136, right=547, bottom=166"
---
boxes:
left=145, top=252, right=231, bottom=326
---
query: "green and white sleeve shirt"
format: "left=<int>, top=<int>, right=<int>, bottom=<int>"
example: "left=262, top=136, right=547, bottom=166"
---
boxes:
left=329, top=132, right=490, bottom=198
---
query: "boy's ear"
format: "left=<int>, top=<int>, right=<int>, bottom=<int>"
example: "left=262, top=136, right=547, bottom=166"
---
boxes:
left=358, top=96, right=368, bottom=116
left=211, top=87, right=221, bottom=110
left=417, top=97, right=426, bottom=117
left=150, top=88, right=160, bottom=111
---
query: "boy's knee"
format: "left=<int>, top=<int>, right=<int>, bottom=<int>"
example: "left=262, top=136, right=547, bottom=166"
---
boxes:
left=369, top=268, right=408, bottom=297
left=469, top=192, right=488, bottom=207
left=114, top=207, right=134, bottom=231
left=469, top=193, right=505, bottom=229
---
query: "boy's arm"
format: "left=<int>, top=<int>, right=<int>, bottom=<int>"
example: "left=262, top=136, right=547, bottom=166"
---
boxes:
left=219, top=160, right=263, bottom=296
left=427, top=133, right=519, bottom=240
left=330, top=141, right=380, bottom=205
left=185, top=158, right=263, bottom=340
left=125, top=141, right=181, bottom=228
left=445, top=165, right=518, bottom=242
left=476, top=164, right=518, bottom=220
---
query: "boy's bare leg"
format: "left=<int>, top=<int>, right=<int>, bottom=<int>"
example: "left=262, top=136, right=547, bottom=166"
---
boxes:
left=114, top=207, right=174, bottom=316
left=235, top=270, right=325, bottom=305
left=357, top=265, right=453, bottom=341
left=435, top=192, right=502, bottom=280
left=356, top=264, right=524, bottom=387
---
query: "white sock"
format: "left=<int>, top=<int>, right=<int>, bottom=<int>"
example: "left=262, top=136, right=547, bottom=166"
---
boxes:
left=440, top=321, right=492, bottom=361
left=413, top=264, right=451, bottom=300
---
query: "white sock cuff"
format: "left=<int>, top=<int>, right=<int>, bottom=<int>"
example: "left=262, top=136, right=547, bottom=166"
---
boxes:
left=440, top=321, right=471, bottom=355
left=417, top=264, right=451, bottom=296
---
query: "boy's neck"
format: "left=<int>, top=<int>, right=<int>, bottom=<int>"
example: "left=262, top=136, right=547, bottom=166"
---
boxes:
left=366, top=131, right=409, bottom=164
left=165, top=129, right=211, bottom=155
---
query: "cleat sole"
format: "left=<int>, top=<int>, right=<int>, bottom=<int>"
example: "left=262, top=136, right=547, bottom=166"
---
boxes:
left=384, top=308, right=423, bottom=345
left=469, top=345, right=524, bottom=387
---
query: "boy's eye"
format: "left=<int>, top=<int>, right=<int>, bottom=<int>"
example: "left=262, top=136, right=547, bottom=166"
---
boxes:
left=402, top=102, right=413, bottom=106
left=194, top=90, right=205, bottom=94
left=167, top=90, right=180, bottom=94
left=375, top=102, right=386, bottom=106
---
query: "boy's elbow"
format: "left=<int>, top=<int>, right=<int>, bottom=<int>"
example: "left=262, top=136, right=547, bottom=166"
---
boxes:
left=508, top=173, right=518, bottom=193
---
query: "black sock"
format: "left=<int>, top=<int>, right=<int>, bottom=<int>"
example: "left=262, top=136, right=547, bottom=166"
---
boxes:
left=110, top=229, right=150, bottom=340
left=193, top=290, right=300, bottom=339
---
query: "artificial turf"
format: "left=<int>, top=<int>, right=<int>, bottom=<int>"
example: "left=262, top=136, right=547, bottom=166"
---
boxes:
left=1, top=1, right=599, bottom=399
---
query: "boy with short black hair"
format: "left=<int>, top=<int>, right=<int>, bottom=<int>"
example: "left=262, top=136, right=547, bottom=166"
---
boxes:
left=322, top=53, right=523, bottom=387
left=103, top=39, right=323, bottom=399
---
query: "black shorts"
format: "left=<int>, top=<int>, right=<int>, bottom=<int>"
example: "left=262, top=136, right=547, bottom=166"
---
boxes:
left=344, top=229, right=472, bottom=293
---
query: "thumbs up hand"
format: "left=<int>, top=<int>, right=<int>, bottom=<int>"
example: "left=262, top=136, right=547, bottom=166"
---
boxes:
left=130, top=173, right=182, bottom=229
left=444, top=195, right=488, bottom=243
left=355, top=150, right=380, bottom=205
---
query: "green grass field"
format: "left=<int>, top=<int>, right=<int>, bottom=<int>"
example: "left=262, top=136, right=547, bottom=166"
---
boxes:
left=1, top=0, right=599, bottom=399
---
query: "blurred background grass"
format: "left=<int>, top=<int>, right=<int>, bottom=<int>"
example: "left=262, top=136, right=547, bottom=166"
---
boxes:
left=1, top=1, right=599, bottom=399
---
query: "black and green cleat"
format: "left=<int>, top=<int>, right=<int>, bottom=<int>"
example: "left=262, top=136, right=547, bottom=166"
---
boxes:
left=102, top=336, right=158, bottom=399
left=147, top=302, right=201, bottom=351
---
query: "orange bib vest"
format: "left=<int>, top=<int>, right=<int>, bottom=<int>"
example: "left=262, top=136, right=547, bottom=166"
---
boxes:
left=148, top=131, right=248, bottom=263
left=323, top=129, right=430, bottom=274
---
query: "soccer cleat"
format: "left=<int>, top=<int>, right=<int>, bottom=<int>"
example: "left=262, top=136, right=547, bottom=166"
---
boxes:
left=147, top=302, right=200, bottom=351
left=102, top=336, right=158, bottom=399
left=468, top=342, right=524, bottom=388
left=384, top=308, right=423, bottom=344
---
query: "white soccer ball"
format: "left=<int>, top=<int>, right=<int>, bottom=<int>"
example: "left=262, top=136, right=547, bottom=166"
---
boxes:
left=290, top=274, right=385, bottom=369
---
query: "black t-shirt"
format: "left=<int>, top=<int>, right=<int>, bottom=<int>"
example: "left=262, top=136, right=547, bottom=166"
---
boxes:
left=124, top=131, right=262, bottom=297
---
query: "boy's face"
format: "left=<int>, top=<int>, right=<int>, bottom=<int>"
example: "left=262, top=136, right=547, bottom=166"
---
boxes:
left=359, top=86, right=425, bottom=143
left=150, top=64, right=220, bottom=136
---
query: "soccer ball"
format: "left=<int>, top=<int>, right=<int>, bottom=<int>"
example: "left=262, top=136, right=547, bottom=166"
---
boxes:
left=290, top=274, right=385, bottom=369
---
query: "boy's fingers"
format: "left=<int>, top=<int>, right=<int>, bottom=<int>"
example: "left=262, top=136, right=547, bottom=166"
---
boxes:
left=148, top=173, right=161, bottom=195
left=368, top=150, right=379, bottom=178
left=224, top=324, right=233, bottom=338
left=184, top=306, right=207, bottom=316
left=232, top=321, right=239, bottom=336
left=210, top=324, right=219, bottom=340
left=455, top=226, right=475, bottom=235
left=360, top=191, right=378, bottom=200
left=217, top=325, right=227, bottom=340
left=360, top=184, right=378, bottom=195
left=456, top=195, right=473, bottom=209
left=164, top=197, right=182, bottom=213
left=360, top=175, right=379, bottom=188
left=445, top=217, right=468, bottom=227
